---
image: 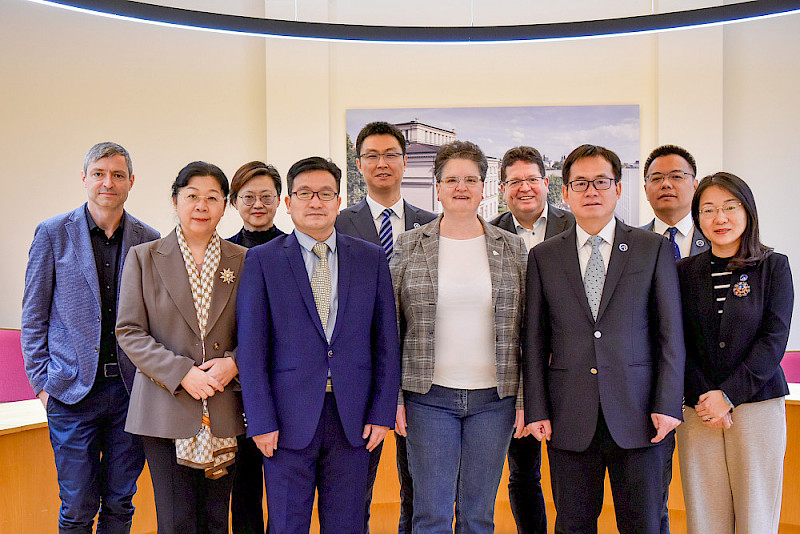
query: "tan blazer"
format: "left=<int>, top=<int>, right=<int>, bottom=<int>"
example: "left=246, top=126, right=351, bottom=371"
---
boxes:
left=116, top=230, right=246, bottom=439
left=390, top=215, right=527, bottom=408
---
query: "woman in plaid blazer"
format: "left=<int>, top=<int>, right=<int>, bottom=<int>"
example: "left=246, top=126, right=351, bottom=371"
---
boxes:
left=391, top=141, right=527, bottom=533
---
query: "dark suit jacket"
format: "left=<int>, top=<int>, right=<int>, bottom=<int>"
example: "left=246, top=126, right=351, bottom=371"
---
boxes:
left=523, top=220, right=685, bottom=451
left=641, top=218, right=709, bottom=257
left=490, top=203, right=575, bottom=241
left=21, top=204, right=159, bottom=404
left=677, top=251, right=792, bottom=407
left=236, top=231, right=401, bottom=450
left=335, top=198, right=436, bottom=245
left=116, top=231, right=246, bottom=439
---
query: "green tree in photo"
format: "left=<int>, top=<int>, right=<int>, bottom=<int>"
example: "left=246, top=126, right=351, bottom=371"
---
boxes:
left=346, top=134, right=368, bottom=207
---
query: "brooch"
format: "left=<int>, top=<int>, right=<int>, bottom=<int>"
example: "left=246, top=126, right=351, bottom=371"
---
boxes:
left=733, top=276, right=750, bottom=297
left=619, top=243, right=628, bottom=252
left=220, top=268, right=236, bottom=284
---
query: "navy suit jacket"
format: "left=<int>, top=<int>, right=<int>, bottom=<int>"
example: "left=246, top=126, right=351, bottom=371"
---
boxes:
left=21, top=204, right=159, bottom=404
left=677, top=251, right=792, bottom=407
left=236, top=231, right=401, bottom=450
left=490, top=203, right=575, bottom=241
left=335, top=198, right=436, bottom=245
left=523, top=220, right=685, bottom=451
left=641, top=218, right=709, bottom=257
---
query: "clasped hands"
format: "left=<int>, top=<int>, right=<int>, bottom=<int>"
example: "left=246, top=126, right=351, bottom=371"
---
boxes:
left=695, top=390, right=733, bottom=429
left=179, top=357, right=238, bottom=400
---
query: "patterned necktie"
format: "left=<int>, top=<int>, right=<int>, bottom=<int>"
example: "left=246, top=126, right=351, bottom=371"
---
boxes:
left=667, top=227, right=681, bottom=261
left=379, top=208, right=393, bottom=261
left=310, top=242, right=331, bottom=328
left=584, top=235, right=605, bottom=321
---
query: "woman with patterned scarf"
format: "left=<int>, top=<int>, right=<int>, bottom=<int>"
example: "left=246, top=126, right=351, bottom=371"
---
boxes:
left=117, top=161, right=247, bottom=534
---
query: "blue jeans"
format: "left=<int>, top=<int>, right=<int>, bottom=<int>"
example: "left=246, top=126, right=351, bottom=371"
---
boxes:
left=47, top=378, right=145, bottom=534
left=404, top=385, right=515, bottom=534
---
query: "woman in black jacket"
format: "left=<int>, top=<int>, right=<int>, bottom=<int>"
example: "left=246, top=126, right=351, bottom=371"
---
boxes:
left=676, top=172, right=793, bottom=534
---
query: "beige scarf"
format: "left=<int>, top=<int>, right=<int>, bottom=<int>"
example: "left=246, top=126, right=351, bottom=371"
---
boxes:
left=174, top=226, right=237, bottom=479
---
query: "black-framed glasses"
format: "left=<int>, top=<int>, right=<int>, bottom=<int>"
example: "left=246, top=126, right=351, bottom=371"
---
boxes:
left=439, top=176, right=483, bottom=187
left=645, top=171, right=694, bottom=185
left=698, top=202, right=743, bottom=219
left=292, top=190, right=338, bottom=202
left=566, top=178, right=616, bottom=192
left=503, top=177, right=544, bottom=188
left=238, top=193, right=276, bottom=206
left=359, top=152, right=403, bottom=164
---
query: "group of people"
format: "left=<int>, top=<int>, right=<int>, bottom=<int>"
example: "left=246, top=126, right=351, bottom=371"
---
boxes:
left=20, top=121, right=793, bottom=534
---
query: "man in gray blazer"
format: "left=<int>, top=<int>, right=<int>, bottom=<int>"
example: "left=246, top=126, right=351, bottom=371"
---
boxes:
left=21, top=142, right=159, bottom=534
left=641, top=144, right=708, bottom=533
left=335, top=121, right=435, bottom=533
left=490, top=145, right=574, bottom=534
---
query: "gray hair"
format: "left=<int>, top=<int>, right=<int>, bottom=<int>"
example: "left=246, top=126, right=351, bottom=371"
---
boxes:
left=83, top=142, right=133, bottom=177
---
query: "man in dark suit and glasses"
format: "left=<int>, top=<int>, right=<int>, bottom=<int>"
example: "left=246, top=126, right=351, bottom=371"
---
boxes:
left=523, top=144, right=685, bottom=533
left=335, top=121, right=435, bottom=533
left=490, top=145, right=574, bottom=534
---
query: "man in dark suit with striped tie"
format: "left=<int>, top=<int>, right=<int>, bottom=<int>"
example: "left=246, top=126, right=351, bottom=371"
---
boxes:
left=335, top=121, right=436, bottom=533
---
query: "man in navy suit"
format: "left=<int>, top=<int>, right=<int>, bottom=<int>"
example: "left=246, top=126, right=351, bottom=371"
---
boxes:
left=523, top=144, right=685, bottom=533
left=21, top=142, right=159, bottom=534
left=490, top=145, right=574, bottom=534
left=641, top=144, right=708, bottom=533
left=335, top=121, right=435, bottom=533
left=237, top=156, right=401, bottom=533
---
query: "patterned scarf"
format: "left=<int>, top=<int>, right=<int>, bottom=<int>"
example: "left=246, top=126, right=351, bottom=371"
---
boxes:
left=174, top=226, right=237, bottom=479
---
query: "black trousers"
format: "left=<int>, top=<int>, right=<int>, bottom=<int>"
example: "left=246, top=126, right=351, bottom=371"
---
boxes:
left=140, top=436, right=235, bottom=534
left=507, top=435, right=547, bottom=534
left=547, top=411, right=665, bottom=534
left=231, top=434, right=267, bottom=533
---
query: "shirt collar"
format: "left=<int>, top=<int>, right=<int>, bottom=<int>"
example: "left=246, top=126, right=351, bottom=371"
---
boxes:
left=511, top=203, right=549, bottom=232
left=365, top=194, right=404, bottom=221
left=294, top=228, right=337, bottom=254
left=85, top=204, right=125, bottom=235
left=653, top=212, right=693, bottom=237
left=576, top=217, right=616, bottom=249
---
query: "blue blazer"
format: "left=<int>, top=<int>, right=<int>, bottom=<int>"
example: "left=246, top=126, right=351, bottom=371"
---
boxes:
left=236, top=231, right=401, bottom=450
left=21, top=204, right=160, bottom=404
left=523, top=220, right=685, bottom=451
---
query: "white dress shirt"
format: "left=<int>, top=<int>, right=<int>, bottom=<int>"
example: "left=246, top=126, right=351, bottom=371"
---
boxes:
left=576, top=218, right=616, bottom=278
left=366, top=194, right=405, bottom=242
left=653, top=212, right=694, bottom=259
left=512, top=204, right=549, bottom=252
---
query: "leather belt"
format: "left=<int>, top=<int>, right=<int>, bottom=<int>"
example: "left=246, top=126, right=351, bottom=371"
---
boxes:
left=103, top=362, right=120, bottom=378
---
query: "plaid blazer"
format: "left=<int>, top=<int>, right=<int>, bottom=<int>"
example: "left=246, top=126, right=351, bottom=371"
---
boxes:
left=391, top=215, right=527, bottom=409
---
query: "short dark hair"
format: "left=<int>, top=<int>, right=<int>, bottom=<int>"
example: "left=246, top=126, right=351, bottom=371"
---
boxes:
left=643, top=144, right=697, bottom=181
left=692, top=172, right=772, bottom=271
left=434, top=140, right=488, bottom=181
left=171, top=161, right=229, bottom=200
left=500, top=146, right=545, bottom=182
left=84, top=142, right=133, bottom=177
left=286, top=157, right=341, bottom=193
left=356, top=122, right=407, bottom=156
left=562, top=144, right=621, bottom=185
left=229, top=161, right=282, bottom=204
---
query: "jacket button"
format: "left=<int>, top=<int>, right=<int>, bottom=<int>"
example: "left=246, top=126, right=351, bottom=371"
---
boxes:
left=594, top=331, right=602, bottom=338
left=719, top=341, right=726, bottom=348
left=328, top=350, right=333, bottom=357
left=94, top=346, right=99, bottom=352
left=590, top=368, right=598, bottom=375
left=213, top=342, right=220, bottom=350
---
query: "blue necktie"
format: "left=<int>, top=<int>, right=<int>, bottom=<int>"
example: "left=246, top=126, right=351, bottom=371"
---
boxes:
left=667, top=227, right=681, bottom=261
left=584, top=235, right=605, bottom=321
left=379, top=208, right=393, bottom=261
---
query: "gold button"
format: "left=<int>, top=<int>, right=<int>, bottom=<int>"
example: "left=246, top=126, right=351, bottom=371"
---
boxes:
left=213, top=342, right=220, bottom=350
left=590, top=368, right=598, bottom=375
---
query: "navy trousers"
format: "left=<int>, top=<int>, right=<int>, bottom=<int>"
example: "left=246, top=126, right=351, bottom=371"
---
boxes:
left=46, top=378, right=145, bottom=534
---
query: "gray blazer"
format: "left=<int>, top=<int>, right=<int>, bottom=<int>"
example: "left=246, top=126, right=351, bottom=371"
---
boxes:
left=641, top=218, right=709, bottom=257
left=116, top=230, right=247, bottom=439
left=390, top=215, right=527, bottom=407
left=490, top=203, right=575, bottom=241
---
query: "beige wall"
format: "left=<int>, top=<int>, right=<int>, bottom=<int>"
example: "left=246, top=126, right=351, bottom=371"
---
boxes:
left=1, top=0, right=798, bottom=348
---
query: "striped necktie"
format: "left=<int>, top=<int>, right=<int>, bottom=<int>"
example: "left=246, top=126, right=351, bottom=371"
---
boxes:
left=379, top=208, right=393, bottom=261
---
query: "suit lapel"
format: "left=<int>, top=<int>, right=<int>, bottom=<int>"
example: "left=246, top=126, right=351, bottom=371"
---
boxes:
left=690, top=227, right=709, bottom=256
left=420, top=220, right=440, bottom=305
left=330, top=235, right=350, bottom=344
left=596, top=221, right=631, bottom=322
left=118, top=213, right=142, bottom=297
left=66, top=206, right=101, bottom=307
left=558, top=228, right=595, bottom=323
left=205, top=241, right=244, bottom=335
left=151, top=231, right=201, bottom=339
left=483, top=224, right=504, bottom=312
left=284, top=233, right=328, bottom=340
left=351, top=200, right=381, bottom=244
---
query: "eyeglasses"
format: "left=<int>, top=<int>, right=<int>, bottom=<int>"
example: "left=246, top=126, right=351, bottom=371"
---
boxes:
left=238, top=193, right=276, bottom=206
left=646, top=171, right=694, bottom=185
left=439, top=176, right=483, bottom=187
left=359, top=152, right=403, bottom=164
left=503, top=177, right=543, bottom=189
left=698, top=202, right=743, bottom=219
left=566, top=178, right=616, bottom=192
left=292, top=190, right=338, bottom=202
left=180, top=193, right=224, bottom=206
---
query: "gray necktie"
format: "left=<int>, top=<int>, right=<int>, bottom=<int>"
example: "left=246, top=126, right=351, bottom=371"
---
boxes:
left=310, top=242, right=331, bottom=328
left=584, top=235, right=605, bottom=320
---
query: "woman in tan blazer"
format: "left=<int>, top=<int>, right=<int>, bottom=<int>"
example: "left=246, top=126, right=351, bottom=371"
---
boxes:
left=391, top=141, right=527, bottom=533
left=116, top=161, right=246, bottom=534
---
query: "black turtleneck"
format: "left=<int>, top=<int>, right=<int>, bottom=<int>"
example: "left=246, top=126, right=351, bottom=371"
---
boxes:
left=228, top=225, right=285, bottom=249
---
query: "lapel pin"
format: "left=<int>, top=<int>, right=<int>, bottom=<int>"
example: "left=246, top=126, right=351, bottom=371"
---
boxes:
left=619, top=243, right=628, bottom=252
left=220, top=268, right=235, bottom=284
left=492, top=250, right=499, bottom=256
left=696, top=239, right=705, bottom=248
left=413, top=222, right=421, bottom=228
left=740, top=274, right=748, bottom=281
